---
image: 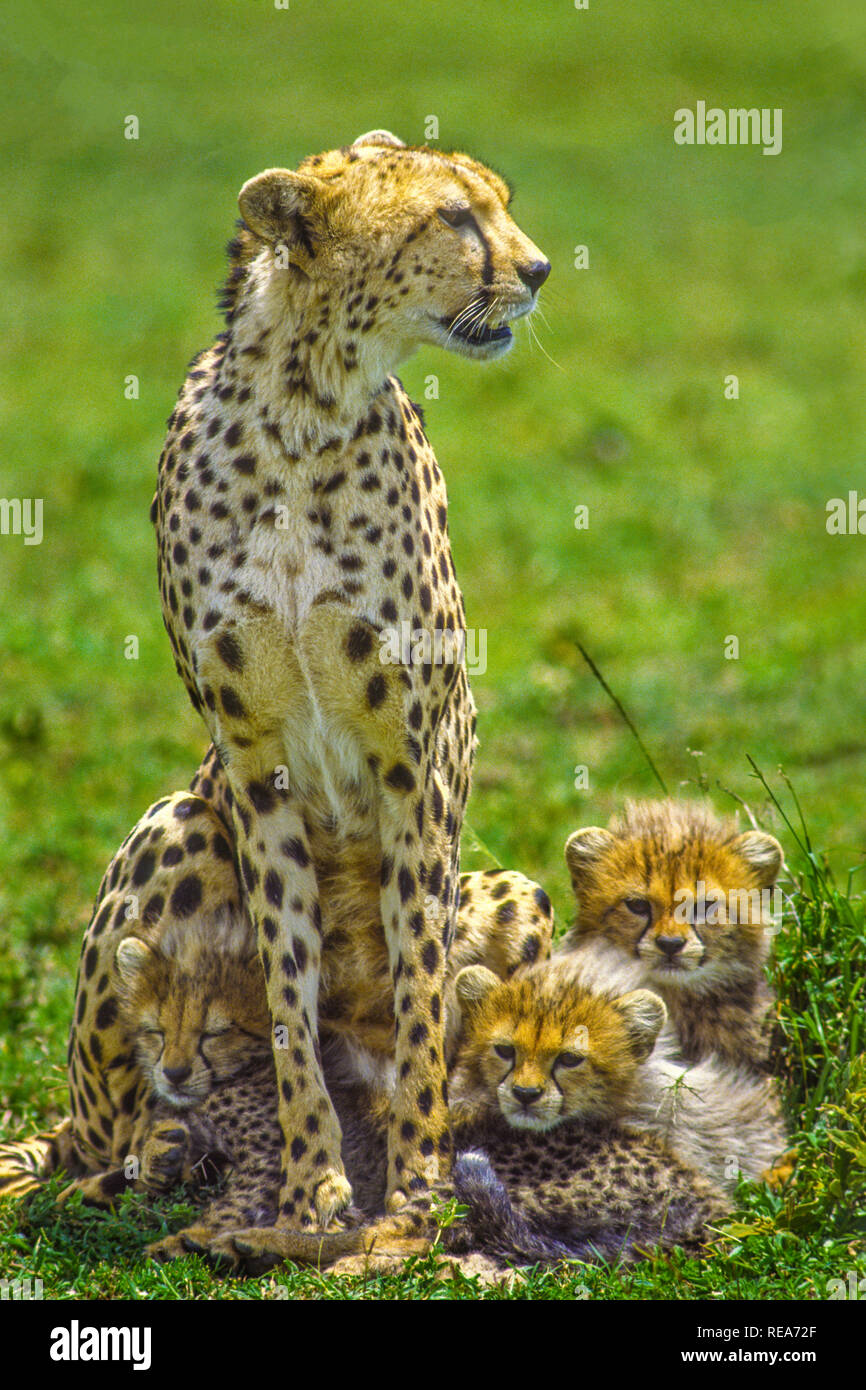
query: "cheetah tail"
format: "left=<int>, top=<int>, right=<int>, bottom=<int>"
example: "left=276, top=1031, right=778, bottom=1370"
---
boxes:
left=0, top=1119, right=83, bottom=1200
left=452, top=1150, right=626, bottom=1267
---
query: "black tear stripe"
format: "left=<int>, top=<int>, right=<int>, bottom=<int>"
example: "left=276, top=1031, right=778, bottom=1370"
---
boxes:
left=469, top=216, right=495, bottom=286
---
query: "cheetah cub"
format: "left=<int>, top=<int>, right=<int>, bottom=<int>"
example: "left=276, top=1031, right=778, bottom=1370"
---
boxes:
left=449, top=960, right=787, bottom=1194
left=52, top=911, right=272, bottom=1209
left=560, top=799, right=785, bottom=1072
left=448, top=964, right=730, bottom=1263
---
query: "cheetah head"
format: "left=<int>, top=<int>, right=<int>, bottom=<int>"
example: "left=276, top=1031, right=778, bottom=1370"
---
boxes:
left=236, top=130, right=549, bottom=365
left=564, top=799, right=784, bottom=992
left=114, top=912, right=271, bottom=1109
left=451, top=964, right=666, bottom=1132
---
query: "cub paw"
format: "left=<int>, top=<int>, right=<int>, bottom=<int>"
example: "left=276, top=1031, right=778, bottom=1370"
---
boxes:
left=140, top=1123, right=191, bottom=1193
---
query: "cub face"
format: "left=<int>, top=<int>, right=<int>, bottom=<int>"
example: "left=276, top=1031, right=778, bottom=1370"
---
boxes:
left=451, top=964, right=666, bottom=1132
left=238, top=129, right=549, bottom=364
left=114, top=914, right=271, bottom=1109
left=565, top=800, right=783, bottom=991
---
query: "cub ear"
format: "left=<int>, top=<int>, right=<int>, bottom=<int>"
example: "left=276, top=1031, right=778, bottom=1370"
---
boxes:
left=352, top=129, right=406, bottom=150
left=115, top=937, right=155, bottom=986
left=238, top=169, right=329, bottom=249
left=564, top=827, right=617, bottom=887
left=729, top=830, right=783, bottom=888
left=613, top=989, right=667, bottom=1062
left=454, top=965, right=501, bottom=1013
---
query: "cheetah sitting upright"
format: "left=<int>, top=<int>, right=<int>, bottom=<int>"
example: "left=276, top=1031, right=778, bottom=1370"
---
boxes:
left=148, top=129, right=549, bottom=1256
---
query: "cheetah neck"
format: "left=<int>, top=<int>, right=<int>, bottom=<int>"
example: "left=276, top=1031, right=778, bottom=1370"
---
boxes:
left=226, top=253, right=411, bottom=457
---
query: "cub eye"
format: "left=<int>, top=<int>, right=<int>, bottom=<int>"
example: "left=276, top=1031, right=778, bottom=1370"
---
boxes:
left=624, top=897, right=652, bottom=918
left=493, top=1043, right=515, bottom=1062
left=202, top=1028, right=231, bottom=1040
left=438, top=205, right=472, bottom=229
left=556, top=1052, right=584, bottom=1069
left=141, top=1028, right=163, bottom=1038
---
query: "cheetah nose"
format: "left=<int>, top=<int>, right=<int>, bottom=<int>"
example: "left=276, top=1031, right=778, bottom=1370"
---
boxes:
left=163, top=1064, right=192, bottom=1086
left=512, top=1085, right=544, bottom=1107
left=517, top=259, right=551, bottom=294
left=656, top=935, right=686, bottom=958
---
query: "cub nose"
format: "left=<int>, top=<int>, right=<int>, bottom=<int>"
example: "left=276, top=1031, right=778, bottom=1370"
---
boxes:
left=656, top=935, right=686, bottom=958
left=517, top=259, right=551, bottom=294
left=512, top=1084, right=544, bottom=1107
left=162, top=1064, right=192, bottom=1085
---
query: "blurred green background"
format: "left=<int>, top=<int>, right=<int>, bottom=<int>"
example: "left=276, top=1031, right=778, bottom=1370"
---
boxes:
left=1, top=1, right=865, bottom=1117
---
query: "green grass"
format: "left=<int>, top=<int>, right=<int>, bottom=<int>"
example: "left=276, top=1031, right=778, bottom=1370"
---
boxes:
left=1, top=0, right=864, bottom=1298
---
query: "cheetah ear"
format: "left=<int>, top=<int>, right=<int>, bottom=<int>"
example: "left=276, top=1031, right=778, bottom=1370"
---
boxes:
left=238, top=169, right=330, bottom=249
left=613, top=989, right=667, bottom=1062
left=115, top=937, right=155, bottom=985
left=729, top=831, right=783, bottom=888
left=352, top=129, right=406, bottom=150
left=564, top=828, right=617, bottom=888
left=454, top=966, right=501, bottom=1013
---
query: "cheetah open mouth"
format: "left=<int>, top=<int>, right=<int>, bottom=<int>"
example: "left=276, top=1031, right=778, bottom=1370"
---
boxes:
left=438, top=315, right=513, bottom=348
left=426, top=308, right=515, bottom=360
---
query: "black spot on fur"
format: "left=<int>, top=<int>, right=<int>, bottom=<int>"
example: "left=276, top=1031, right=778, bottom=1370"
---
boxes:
left=216, top=631, right=244, bottom=672
left=170, top=875, right=203, bottom=918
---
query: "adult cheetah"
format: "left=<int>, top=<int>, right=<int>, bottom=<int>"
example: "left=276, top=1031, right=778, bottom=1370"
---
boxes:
left=148, top=129, right=549, bottom=1255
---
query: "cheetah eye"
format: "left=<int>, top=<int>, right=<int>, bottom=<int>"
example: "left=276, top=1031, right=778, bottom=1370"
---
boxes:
left=493, top=1043, right=515, bottom=1062
left=202, top=1028, right=231, bottom=1040
left=556, top=1052, right=584, bottom=1069
left=624, top=897, right=652, bottom=918
left=438, top=205, right=473, bottom=229
left=141, top=1028, right=164, bottom=1039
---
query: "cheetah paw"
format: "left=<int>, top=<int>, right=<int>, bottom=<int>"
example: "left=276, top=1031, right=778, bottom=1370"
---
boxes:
left=140, top=1124, right=190, bottom=1193
left=313, top=1171, right=353, bottom=1227
left=146, top=1224, right=232, bottom=1265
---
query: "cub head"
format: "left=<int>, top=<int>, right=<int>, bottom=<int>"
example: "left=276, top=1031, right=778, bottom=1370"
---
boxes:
left=114, top=911, right=271, bottom=1109
left=450, top=964, right=666, bottom=1132
left=565, top=799, right=784, bottom=990
left=233, top=129, right=549, bottom=364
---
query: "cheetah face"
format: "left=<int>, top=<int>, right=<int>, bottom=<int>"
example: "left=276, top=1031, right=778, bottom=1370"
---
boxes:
left=238, top=131, right=549, bottom=367
left=454, top=967, right=666, bottom=1132
left=131, top=1000, right=261, bottom=1109
left=486, top=1030, right=590, bottom=1132
left=115, top=930, right=271, bottom=1109
left=565, top=819, right=784, bottom=990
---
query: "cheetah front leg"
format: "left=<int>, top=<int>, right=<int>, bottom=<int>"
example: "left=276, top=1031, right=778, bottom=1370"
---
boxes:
left=228, top=785, right=351, bottom=1231
left=379, top=774, right=454, bottom=1213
